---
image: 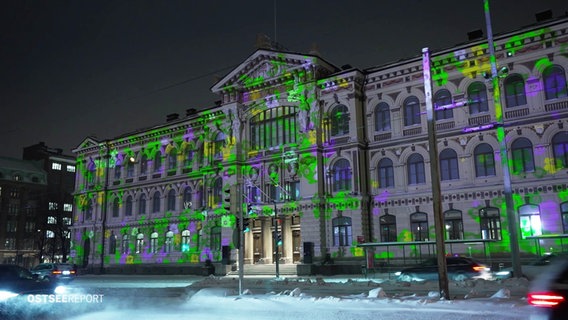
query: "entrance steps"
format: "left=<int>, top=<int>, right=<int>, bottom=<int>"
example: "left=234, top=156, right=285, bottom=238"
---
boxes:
left=227, top=263, right=297, bottom=276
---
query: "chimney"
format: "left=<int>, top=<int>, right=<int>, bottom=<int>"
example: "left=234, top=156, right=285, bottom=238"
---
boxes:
left=535, top=10, right=553, bottom=22
left=166, top=113, right=179, bottom=122
left=467, top=29, right=484, bottom=41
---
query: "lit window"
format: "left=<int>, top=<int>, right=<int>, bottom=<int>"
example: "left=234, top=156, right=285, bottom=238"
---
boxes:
left=136, top=233, right=144, bottom=253
left=480, top=207, right=502, bottom=240
left=181, top=230, right=191, bottom=252
left=47, top=216, right=57, bottom=224
left=150, top=232, right=159, bottom=253
left=561, top=202, right=568, bottom=234
left=63, top=217, right=72, bottom=225
left=66, top=165, right=76, bottom=173
left=444, top=209, right=463, bottom=240
left=165, top=231, right=174, bottom=253
left=52, top=162, right=62, bottom=170
left=519, top=204, right=542, bottom=239
left=122, top=234, right=130, bottom=254
left=332, top=216, right=352, bottom=246
left=46, top=230, right=55, bottom=238
left=63, top=203, right=73, bottom=212
left=48, top=202, right=58, bottom=210
left=410, top=212, right=429, bottom=241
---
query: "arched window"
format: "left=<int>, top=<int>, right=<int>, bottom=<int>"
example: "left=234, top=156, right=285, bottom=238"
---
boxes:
left=167, top=189, right=176, bottom=211
left=213, top=132, right=226, bottom=161
left=181, top=230, right=191, bottom=252
left=330, top=104, right=350, bottom=136
left=140, top=154, right=148, bottom=175
left=480, top=207, right=501, bottom=240
left=374, top=102, right=391, bottom=132
left=250, top=106, right=298, bottom=149
left=403, top=96, right=421, bottom=126
left=114, top=158, right=122, bottom=180
left=434, top=89, right=453, bottom=120
left=185, top=148, right=194, bottom=169
left=121, top=234, right=130, bottom=254
left=474, top=143, right=495, bottom=177
left=109, top=232, right=117, bottom=254
left=468, top=82, right=489, bottom=114
left=183, top=187, right=192, bottom=210
left=504, top=74, right=526, bottom=107
left=125, top=195, right=133, bottom=216
left=139, top=194, right=147, bottom=215
left=332, top=216, right=352, bottom=246
left=410, top=212, right=428, bottom=241
left=167, top=147, right=177, bottom=170
left=561, top=202, right=568, bottom=234
left=444, top=209, right=463, bottom=240
left=135, top=233, right=144, bottom=253
left=379, top=213, right=397, bottom=242
left=511, top=138, right=535, bottom=174
left=378, top=158, right=394, bottom=188
left=153, top=151, right=162, bottom=173
left=112, top=197, right=120, bottom=218
left=552, top=131, right=568, bottom=169
left=152, top=191, right=161, bottom=213
left=150, top=232, right=159, bottom=253
left=440, top=148, right=459, bottom=181
left=519, top=204, right=542, bottom=239
left=165, top=231, right=174, bottom=253
left=84, top=199, right=93, bottom=221
left=407, top=153, right=425, bottom=185
left=543, top=65, right=567, bottom=100
left=332, top=159, right=352, bottom=192
left=126, top=158, right=135, bottom=178
left=212, top=178, right=223, bottom=205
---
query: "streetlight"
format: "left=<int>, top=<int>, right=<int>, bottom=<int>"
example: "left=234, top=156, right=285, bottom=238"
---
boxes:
left=483, top=0, right=522, bottom=278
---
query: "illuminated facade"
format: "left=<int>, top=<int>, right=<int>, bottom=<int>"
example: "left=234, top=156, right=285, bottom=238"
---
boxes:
left=71, top=16, right=568, bottom=273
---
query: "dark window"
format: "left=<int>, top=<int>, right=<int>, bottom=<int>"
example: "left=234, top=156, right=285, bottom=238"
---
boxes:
left=152, top=191, right=161, bottom=213
left=109, top=233, right=117, bottom=254
left=374, top=102, right=391, bottom=131
left=504, top=74, right=527, bottom=107
left=84, top=200, right=93, bottom=221
left=332, top=216, right=352, bottom=246
left=404, top=96, right=421, bottom=126
left=213, top=132, right=225, bottom=162
left=167, top=149, right=177, bottom=170
left=153, top=152, right=162, bottom=173
left=125, top=196, right=133, bottom=216
left=212, top=178, right=223, bottom=205
left=434, top=89, right=453, bottom=120
left=332, top=159, right=352, bottom=192
left=126, top=159, right=134, bottom=178
left=183, top=187, right=192, bottom=210
left=121, top=234, right=130, bottom=254
left=561, top=202, right=568, bottom=234
left=511, top=138, right=535, bottom=174
left=468, top=82, right=489, bottom=114
left=112, top=197, right=120, bottom=218
left=165, top=231, right=174, bottom=253
left=330, top=105, right=350, bottom=136
left=167, top=189, right=176, bottom=211
left=444, top=209, right=463, bottom=240
left=378, top=158, right=394, bottom=188
left=379, top=214, right=397, bottom=242
left=114, top=162, right=122, bottom=180
left=552, top=131, right=568, bottom=169
left=479, top=207, right=501, bottom=240
left=210, top=226, right=222, bottom=252
left=440, top=148, right=459, bottom=181
left=140, top=155, right=148, bottom=174
left=543, top=65, right=568, bottom=100
left=474, top=143, right=495, bottom=177
left=139, top=194, right=146, bottom=215
left=410, top=212, right=428, bottom=241
left=407, top=153, right=425, bottom=185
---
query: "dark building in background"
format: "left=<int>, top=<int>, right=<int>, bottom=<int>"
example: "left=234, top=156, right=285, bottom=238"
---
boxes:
left=0, top=157, right=47, bottom=267
left=23, top=142, right=76, bottom=263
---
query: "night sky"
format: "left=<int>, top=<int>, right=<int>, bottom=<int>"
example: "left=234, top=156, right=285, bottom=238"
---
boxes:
left=2, top=0, right=567, bottom=159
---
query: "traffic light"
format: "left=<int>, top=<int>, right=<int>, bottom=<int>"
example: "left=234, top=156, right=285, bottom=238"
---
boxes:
left=223, top=185, right=238, bottom=214
left=274, top=231, right=282, bottom=246
left=243, top=219, right=250, bottom=233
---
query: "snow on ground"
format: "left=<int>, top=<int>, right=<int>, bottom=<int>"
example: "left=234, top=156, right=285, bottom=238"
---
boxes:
left=61, top=276, right=537, bottom=320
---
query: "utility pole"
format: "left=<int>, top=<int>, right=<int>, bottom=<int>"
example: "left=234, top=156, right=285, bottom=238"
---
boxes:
left=483, top=0, right=522, bottom=277
left=422, top=47, right=450, bottom=299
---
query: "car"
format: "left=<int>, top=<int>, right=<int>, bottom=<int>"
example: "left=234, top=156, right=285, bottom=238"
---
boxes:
left=527, top=256, right=568, bottom=319
left=30, top=263, right=77, bottom=283
left=395, top=256, right=492, bottom=281
left=0, top=264, right=60, bottom=300
left=495, top=253, right=565, bottom=280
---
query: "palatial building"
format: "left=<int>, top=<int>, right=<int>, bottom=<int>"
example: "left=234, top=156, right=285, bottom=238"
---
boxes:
left=71, top=14, right=568, bottom=274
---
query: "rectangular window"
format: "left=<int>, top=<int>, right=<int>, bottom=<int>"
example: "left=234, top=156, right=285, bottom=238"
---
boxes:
left=52, top=162, right=62, bottom=170
left=6, top=220, right=17, bottom=233
left=47, top=216, right=57, bottom=224
left=63, top=203, right=73, bottom=212
left=63, top=217, right=72, bottom=225
left=66, top=165, right=76, bottom=173
left=4, top=238, right=16, bottom=249
left=46, top=230, right=55, bottom=238
left=25, top=221, right=35, bottom=233
left=49, top=202, right=58, bottom=210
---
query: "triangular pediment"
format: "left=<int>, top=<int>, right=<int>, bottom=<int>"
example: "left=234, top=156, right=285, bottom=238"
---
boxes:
left=73, top=137, right=101, bottom=153
left=211, top=49, right=337, bottom=94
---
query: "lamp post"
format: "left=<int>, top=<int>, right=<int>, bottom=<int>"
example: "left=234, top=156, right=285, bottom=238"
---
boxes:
left=483, top=0, right=522, bottom=277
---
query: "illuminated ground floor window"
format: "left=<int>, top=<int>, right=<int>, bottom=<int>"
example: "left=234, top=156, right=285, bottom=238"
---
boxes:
left=519, top=203, right=542, bottom=239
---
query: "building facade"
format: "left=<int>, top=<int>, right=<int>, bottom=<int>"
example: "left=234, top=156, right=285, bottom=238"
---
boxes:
left=0, top=157, right=48, bottom=268
left=71, top=15, right=568, bottom=273
left=23, top=142, right=76, bottom=263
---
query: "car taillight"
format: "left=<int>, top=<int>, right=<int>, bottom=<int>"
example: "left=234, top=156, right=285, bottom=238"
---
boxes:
left=528, top=292, right=565, bottom=307
left=472, top=265, right=486, bottom=272
left=52, top=270, right=62, bottom=275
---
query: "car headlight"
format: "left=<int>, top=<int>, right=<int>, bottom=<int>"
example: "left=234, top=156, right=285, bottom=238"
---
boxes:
left=394, top=271, right=401, bottom=276
left=0, top=290, right=19, bottom=301
left=495, top=270, right=511, bottom=276
left=54, top=285, right=67, bottom=294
